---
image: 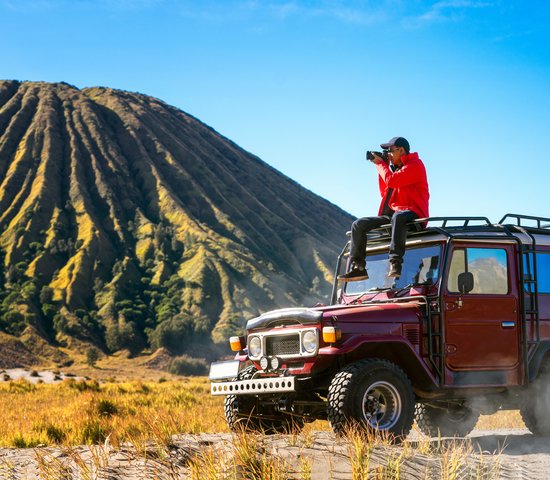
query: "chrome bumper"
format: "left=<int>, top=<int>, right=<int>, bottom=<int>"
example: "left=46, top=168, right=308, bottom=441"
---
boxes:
left=210, top=376, right=296, bottom=396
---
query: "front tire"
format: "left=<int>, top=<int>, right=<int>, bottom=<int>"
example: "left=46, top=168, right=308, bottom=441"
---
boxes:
left=327, top=359, right=415, bottom=440
left=415, top=403, right=480, bottom=437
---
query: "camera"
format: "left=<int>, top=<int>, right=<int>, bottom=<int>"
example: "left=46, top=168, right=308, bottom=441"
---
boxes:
left=366, top=150, right=389, bottom=162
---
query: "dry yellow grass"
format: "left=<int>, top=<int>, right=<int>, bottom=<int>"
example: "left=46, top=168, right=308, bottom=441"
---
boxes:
left=476, top=410, right=525, bottom=430
left=0, top=375, right=526, bottom=449
left=0, top=377, right=227, bottom=448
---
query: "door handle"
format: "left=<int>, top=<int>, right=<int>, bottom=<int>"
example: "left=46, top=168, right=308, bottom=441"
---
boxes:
left=445, top=298, right=463, bottom=311
left=501, top=321, right=516, bottom=328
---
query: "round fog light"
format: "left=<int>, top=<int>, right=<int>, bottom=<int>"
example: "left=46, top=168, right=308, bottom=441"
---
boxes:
left=270, top=357, right=281, bottom=371
left=260, top=357, right=269, bottom=371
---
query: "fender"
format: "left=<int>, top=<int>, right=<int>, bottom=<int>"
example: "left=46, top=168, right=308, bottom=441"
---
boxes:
left=528, top=341, right=550, bottom=381
left=319, top=336, right=438, bottom=391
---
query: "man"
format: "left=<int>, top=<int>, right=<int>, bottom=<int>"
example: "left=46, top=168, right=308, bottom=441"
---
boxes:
left=339, top=136, right=429, bottom=281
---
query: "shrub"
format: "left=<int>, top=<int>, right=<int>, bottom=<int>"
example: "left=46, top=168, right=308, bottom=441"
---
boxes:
left=86, top=348, right=100, bottom=367
left=21, top=280, right=37, bottom=301
left=167, top=355, right=208, bottom=376
left=53, top=314, right=70, bottom=334
left=11, top=434, right=41, bottom=448
left=96, top=399, right=119, bottom=417
left=65, top=379, right=101, bottom=392
left=45, top=424, right=66, bottom=444
left=9, top=379, right=36, bottom=393
left=2, top=310, right=25, bottom=334
left=41, top=303, right=58, bottom=320
left=105, top=321, right=144, bottom=354
left=149, top=313, right=194, bottom=353
left=39, top=286, right=54, bottom=304
left=81, top=419, right=109, bottom=444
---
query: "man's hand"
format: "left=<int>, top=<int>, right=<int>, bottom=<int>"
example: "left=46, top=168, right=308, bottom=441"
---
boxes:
left=370, top=153, right=384, bottom=165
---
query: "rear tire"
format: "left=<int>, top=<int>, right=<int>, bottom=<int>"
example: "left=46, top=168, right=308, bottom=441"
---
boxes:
left=415, top=403, right=480, bottom=437
left=224, top=366, right=304, bottom=434
left=327, top=359, right=415, bottom=441
left=520, top=364, right=550, bottom=436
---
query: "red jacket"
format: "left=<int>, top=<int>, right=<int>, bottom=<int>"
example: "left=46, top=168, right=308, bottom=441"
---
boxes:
left=375, top=152, right=429, bottom=218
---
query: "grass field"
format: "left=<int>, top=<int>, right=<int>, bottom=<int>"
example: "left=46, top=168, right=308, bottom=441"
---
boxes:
left=0, top=377, right=224, bottom=448
left=0, top=374, right=528, bottom=479
left=0, top=376, right=527, bottom=449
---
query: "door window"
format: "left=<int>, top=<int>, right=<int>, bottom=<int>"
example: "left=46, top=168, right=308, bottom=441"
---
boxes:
left=447, top=248, right=508, bottom=294
left=524, top=253, right=550, bottom=293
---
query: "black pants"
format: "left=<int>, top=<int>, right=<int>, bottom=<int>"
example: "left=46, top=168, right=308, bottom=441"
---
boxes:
left=350, top=210, right=419, bottom=268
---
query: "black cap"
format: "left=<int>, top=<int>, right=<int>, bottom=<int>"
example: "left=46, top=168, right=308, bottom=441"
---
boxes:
left=380, top=136, right=410, bottom=153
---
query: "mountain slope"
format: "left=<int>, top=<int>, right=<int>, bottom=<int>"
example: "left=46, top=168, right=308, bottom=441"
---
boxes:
left=0, top=80, right=353, bottom=356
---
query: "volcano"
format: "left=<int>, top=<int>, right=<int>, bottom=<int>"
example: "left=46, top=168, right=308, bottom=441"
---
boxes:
left=0, top=80, right=353, bottom=357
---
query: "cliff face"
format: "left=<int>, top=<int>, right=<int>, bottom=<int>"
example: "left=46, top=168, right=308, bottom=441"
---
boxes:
left=0, top=80, right=353, bottom=355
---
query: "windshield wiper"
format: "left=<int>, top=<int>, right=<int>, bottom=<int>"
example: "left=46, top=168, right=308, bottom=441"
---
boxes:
left=393, top=282, right=431, bottom=297
left=350, top=286, right=393, bottom=304
left=351, top=281, right=431, bottom=304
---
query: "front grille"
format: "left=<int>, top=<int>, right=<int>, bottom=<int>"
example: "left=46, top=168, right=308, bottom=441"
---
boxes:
left=266, top=334, right=300, bottom=356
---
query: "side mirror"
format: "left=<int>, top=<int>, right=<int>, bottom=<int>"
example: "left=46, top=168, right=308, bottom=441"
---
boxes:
left=458, top=272, right=474, bottom=294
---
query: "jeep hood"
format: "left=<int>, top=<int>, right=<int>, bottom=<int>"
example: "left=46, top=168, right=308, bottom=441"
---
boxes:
left=320, top=301, right=424, bottom=324
left=246, top=308, right=323, bottom=331
left=246, top=302, right=423, bottom=331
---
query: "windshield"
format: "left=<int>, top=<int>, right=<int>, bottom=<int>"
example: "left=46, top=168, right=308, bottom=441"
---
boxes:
left=345, top=244, right=441, bottom=295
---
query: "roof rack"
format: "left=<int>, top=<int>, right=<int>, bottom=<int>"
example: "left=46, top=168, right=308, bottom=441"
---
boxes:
left=365, top=215, right=494, bottom=241
left=360, top=214, right=550, bottom=244
left=498, top=213, right=550, bottom=230
left=415, top=216, right=492, bottom=228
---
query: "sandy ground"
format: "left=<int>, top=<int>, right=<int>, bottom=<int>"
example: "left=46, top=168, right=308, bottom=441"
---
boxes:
left=0, top=370, right=546, bottom=478
left=0, top=368, right=87, bottom=384
left=0, top=428, right=547, bottom=479
left=467, top=429, right=550, bottom=479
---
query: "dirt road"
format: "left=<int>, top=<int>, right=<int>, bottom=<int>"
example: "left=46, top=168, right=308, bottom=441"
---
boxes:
left=468, top=429, right=550, bottom=479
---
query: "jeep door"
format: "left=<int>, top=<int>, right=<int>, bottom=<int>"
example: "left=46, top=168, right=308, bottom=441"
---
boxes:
left=442, top=243, right=521, bottom=386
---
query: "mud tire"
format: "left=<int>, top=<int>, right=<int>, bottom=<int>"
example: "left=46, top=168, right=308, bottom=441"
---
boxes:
left=520, top=364, right=550, bottom=436
left=415, top=403, right=480, bottom=437
left=327, top=359, right=415, bottom=441
left=224, top=366, right=304, bottom=434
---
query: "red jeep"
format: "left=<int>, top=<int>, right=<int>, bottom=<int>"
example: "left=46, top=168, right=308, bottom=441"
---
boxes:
left=210, top=214, right=550, bottom=439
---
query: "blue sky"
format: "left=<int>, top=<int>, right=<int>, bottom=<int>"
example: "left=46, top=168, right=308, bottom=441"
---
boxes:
left=2, top=0, right=549, bottom=223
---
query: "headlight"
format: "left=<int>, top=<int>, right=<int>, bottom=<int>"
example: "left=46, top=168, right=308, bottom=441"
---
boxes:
left=302, top=330, right=318, bottom=354
left=248, top=336, right=262, bottom=357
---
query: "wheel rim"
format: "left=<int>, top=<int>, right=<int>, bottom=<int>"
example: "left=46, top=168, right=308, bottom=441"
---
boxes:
left=361, top=381, right=402, bottom=430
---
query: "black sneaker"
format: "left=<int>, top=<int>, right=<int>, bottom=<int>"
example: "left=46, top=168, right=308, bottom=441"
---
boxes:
left=387, top=262, right=402, bottom=278
left=338, top=268, right=369, bottom=282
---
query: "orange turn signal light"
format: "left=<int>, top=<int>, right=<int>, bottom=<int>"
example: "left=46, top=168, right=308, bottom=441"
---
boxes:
left=322, top=326, right=342, bottom=344
left=229, top=336, right=245, bottom=352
